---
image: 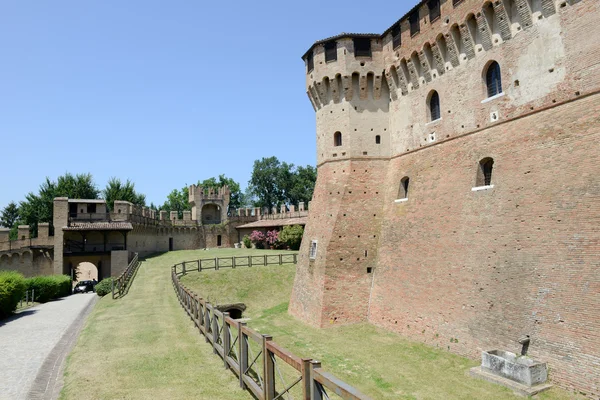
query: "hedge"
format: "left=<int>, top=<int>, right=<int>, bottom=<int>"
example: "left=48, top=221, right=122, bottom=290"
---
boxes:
left=25, top=275, right=72, bottom=303
left=0, top=271, right=27, bottom=318
left=95, top=278, right=113, bottom=297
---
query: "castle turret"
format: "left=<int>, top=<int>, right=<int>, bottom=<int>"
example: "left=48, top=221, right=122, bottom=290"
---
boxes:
left=290, top=35, right=391, bottom=327
left=189, top=185, right=230, bottom=225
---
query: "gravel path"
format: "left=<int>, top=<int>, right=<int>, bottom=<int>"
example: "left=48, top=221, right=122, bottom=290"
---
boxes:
left=0, top=293, right=97, bottom=400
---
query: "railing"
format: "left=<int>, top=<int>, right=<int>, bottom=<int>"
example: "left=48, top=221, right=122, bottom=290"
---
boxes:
left=17, top=289, right=35, bottom=310
left=171, top=256, right=372, bottom=400
left=68, top=212, right=111, bottom=223
left=172, top=253, right=298, bottom=275
left=111, top=253, right=141, bottom=299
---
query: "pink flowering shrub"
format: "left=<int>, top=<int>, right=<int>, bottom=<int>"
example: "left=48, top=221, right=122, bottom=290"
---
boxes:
left=265, top=230, right=279, bottom=246
left=249, top=230, right=266, bottom=248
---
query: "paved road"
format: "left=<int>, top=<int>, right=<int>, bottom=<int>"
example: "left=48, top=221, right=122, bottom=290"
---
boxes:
left=0, top=293, right=97, bottom=400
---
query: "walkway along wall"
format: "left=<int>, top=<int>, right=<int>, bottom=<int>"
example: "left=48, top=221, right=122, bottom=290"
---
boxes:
left=290, top=0, right=600, bottom=396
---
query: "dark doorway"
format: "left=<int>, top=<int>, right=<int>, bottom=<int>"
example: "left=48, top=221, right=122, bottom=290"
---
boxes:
left=217, top=235, right=222, bottom=247
left=169, top=238, right=174, bottom=251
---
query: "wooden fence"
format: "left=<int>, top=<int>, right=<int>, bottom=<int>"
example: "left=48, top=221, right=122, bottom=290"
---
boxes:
left=171, top=255, right=372, bottom=400
left=172, top=253, right=298, bottom=275
left=112, top=253, right=141, bottom=299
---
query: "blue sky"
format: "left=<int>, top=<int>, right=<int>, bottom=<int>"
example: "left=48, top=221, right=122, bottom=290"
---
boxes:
left=0, top=0, right=414, bottom=209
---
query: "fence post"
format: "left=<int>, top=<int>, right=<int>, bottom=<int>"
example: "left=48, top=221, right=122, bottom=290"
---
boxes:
left=294, top=254, right=298, bottom=264
left=279, top=254, right=282, bottom=265
left=204, top=306, right=211, bottom=343
left=238, top=321, right=248, bottom=389
left=212, top=313, right=219, bottom=354
left=249, top=256, right=252, bottom=267
left=301, top=358, right=312, bottom=400
left=263, top=335, right=275, bottom=400
left=309, top=360, right=323, bottom=400
left=32, top=289, right=34, bottom=304
left=232, top=256, right=235, bottom=268
left=215, top=257, right=218, bottom=270
left=264, top=255, right=267, bottom=266
left=26, top=290, right=29, bottom=305
left=223, top=312, right=230, bottom=369
left=183, top=262, right=186, bottom=274
left=111, top=279, right=115, bottom=299
left=197, top=260, right=200, bottom=272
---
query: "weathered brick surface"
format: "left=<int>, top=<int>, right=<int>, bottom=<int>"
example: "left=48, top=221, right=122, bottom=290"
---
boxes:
left=292, top=0, right=600, bottom=396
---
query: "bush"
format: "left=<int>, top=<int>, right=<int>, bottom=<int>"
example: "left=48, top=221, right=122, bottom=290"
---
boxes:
left=279, top=225, right=304, bottom=250
left=249, top=230, right=266, bottom=249
left=25, top=275, right=72, bottom=303
left=0, top=271, right=27, bottom=318
left=95, top=278, right=113, bottom=297
left=242, top=235, right=252, bottom=249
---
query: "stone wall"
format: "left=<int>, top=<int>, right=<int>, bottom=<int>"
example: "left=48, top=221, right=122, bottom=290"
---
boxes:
left=0, top=249, right=54, bottom=277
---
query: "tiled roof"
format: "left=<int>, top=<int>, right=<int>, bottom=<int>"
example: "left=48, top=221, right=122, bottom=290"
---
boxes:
left=63, top=222, right=133, bottom=231
left=236, top=217, right=308, bottom=230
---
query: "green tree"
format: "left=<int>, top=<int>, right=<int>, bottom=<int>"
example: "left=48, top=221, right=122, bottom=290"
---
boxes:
left=103, top=178, right=146, bottom=210
left=199, top=175, right=244, bottom=209
left=249, top=157, right=288, bottom=210
left=160, top=187, right=190, bottom=219
left=0, top=202, right=20, bottom=241
left=248, top=157, right=317, bottom=210
left=19, top=173, right=99, bottom=236
left=287, top=165, right=317, bottom=206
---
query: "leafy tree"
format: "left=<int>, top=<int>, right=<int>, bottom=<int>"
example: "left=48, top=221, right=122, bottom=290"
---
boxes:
left=287, top=165, right=317, bottom=206
left=19, top=173, right=99, bottom=236
left=160, top=187, right=190, bottom=219
left=249, top=157, right=288, bottom=210
left=103, top=178, right=146, bottom=210
left=248, top=157, right=317, bottom=210
left=279, top=225, right=304, bottom=250
left=0, top=202, right=20, bottom=241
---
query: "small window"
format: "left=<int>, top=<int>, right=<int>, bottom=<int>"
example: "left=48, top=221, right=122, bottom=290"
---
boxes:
left=309, top=240, right=318, bottom=259
left=375, top=135, right=381, bottom=144
left=324, top=41, right=337, bottom=62
left=306, top=52, right=314, bottom=73
left=334, top=131, right=342, bottom=147
left=476, top=158, right=494, bottom=186
left=486, top=61, right=502, bottom=98
left=391, top=24, right=401, bottom=49
left=429, top=90, right=441, bottom=121
left=428, top=0, right=441, bottom=22
left=88, top=203, right=97, bottom=214
left=398, top=177, right=410, bottom=199
left=217, top=235, right=222, bottom=247
left=409, top=11, right=420, bottom=36
left=353, top=38, right=372, bottom=57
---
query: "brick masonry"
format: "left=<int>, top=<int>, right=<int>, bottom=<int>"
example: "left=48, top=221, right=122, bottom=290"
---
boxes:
left=291, top=0, right=600, bottom=396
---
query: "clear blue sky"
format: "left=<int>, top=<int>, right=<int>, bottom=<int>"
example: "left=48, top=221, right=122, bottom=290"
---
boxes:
left=0, top=0, right=414, bottom=209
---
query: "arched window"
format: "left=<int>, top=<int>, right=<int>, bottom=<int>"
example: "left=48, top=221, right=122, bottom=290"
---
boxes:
left=334, top=132, right=342, bottom=147
left=375, top=135, right=381, bottom=144
left=477, top=158, right=494, bottom=186
left=398, top=177, right=410, bottom=199
left=486, top=61, right=502, bottom=98
left=428, top=90, right=441, bottom=121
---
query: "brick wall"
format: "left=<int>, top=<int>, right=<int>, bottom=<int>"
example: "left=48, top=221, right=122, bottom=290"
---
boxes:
left=293, top=0, right=600, bottom=395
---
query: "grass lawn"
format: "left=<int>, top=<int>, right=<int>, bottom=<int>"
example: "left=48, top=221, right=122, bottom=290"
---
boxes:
left=59, top=250, right=255, bottom=400
left=180, top=250, right=581, bottom=400
left=61, top=248, right=580, bottom=400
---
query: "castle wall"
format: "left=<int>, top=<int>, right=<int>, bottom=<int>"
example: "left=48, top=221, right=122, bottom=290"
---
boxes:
left=294, top=0, right=600, bottom=395
left=0, top=250, right=54, bottom=277
left=371, top=91, right=600, bottom=395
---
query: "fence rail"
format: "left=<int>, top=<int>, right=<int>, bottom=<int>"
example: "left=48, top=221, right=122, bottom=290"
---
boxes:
left=171, top=254, right=372, bottom=400
left=173, top=253, right=298, bottom=275
left=112, top=253, right=141, bottom=299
